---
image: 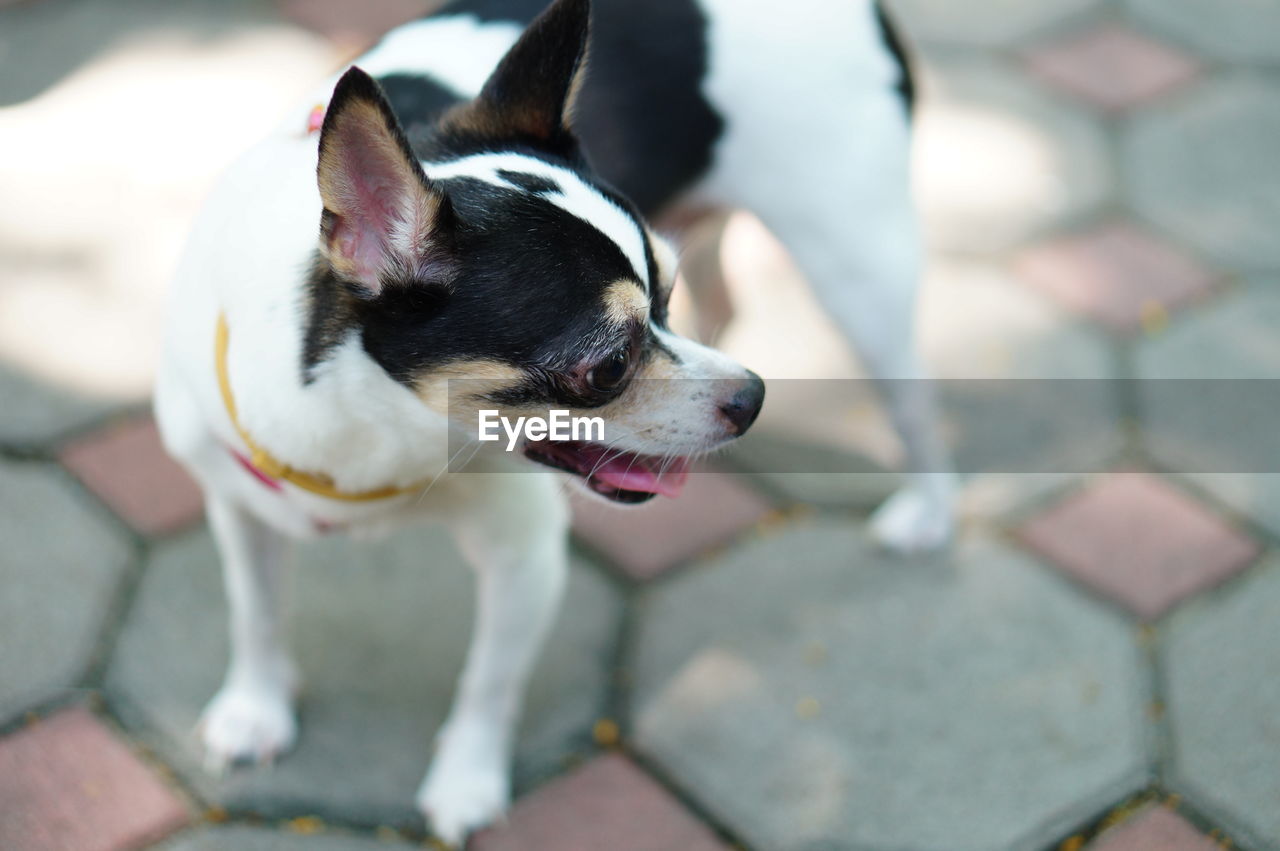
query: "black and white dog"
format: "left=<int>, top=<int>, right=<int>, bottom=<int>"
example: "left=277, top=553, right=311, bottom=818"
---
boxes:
left=155, top=0, right=952, bottom=841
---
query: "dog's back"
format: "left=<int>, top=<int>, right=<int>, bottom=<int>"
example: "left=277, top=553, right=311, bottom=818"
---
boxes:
left=349, top=0, right=912, bottom=216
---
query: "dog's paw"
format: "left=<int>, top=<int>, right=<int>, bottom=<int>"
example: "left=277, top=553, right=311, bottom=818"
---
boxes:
left=416, top=726, right=510, bottom=845
left=870, top=485, right=953, bottom=554
left=197, top=684, right=297, bottom=771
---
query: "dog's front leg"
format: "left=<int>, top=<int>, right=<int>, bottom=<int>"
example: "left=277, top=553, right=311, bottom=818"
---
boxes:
left=198, top=495, right=299, bottom=769
left=418, top=476, right=569, bottom=843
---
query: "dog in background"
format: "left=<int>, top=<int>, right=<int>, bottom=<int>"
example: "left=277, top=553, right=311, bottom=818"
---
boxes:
left=155, top=0, right=952, bottom=841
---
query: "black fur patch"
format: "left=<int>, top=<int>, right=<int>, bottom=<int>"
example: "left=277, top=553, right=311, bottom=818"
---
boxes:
left=874, top=1, right=916, bottom=117
left=355, top=178, right=645, bottom=399
left=301, top=255, right=361, bottom=380
left=436, top=0, right=724, bottom=215
left=496, top=169, right=559, bottom=194
left=376, top=72, right=465, bottom=142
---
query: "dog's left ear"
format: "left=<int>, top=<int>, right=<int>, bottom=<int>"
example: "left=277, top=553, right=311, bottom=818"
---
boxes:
left=317, top=66, right=452, bottom=293
left=446, top=0, right=591, bottom=152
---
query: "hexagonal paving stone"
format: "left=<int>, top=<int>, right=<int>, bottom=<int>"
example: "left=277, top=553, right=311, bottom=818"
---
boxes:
left=155, top=826, right=418, bottom=850
left=0, top=364, right=122, bottom=449
left=1022, top=23, right=1201, bottom=113
left=917, top=58, right=1115, bottom=255
left=0, top=459, right=132, bottom=723
left=1018, top=472, right=1260, bottom=620
left=106, top=526, right=622, bottom=828
left=1125, top=77, right=1280, bottom=271
left=892, top=0, right=1105, bottom=47
left=0, top=707, right=189, bottom=851
left=1136, top=286, right=1280, bottom=536
left=1126, top=0, right=1280, bottom=64
left=1165, top=557, right=1280, bottom=847
left=923, top=260, right=1114, bottom=380
left=923, top=260, right=1121, bottom=478
left=632, top=521, right=1148, bottom=851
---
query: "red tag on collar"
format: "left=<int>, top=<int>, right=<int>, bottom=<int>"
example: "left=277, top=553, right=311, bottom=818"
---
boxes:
left=307, top=104, right=325, bottom=134
left=229, top=447, right=283, bottom=493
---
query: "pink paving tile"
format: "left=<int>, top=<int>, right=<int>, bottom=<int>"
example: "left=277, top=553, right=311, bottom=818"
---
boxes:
left=1018, top=471, right=1260, bottom=620
left=1023, top=24, right=1201, bottom=112
left=571, top=468, right=772, bottom=580
left=0, top=707, right=189, bottom=851
left=1089, top=807, right=1218, bottom=851
left=60, top=417, right=204, bottom=536
left=1016, top=221, right=1218, bottom=332
left=472, top=753, right=728, bottom=851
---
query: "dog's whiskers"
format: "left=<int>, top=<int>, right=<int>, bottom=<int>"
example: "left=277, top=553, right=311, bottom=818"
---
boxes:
left=414, top=436, right=480, bottom=505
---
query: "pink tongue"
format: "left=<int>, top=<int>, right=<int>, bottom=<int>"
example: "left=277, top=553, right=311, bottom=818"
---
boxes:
left=593, top=454, right=690, bottom=498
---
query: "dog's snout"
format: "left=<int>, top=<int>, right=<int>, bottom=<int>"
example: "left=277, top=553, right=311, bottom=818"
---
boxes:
left=718, top=372, right=765, bottom=436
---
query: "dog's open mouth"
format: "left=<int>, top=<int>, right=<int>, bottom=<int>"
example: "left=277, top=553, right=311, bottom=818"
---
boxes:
left=523, top=440, right=691, bottom=503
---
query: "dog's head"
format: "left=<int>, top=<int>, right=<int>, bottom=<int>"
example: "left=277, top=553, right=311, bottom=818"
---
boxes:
left=309, top=0, right=763, bottom=504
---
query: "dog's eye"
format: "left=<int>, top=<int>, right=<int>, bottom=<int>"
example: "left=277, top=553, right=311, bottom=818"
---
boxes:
left=587, top=347, right=630, bottom=393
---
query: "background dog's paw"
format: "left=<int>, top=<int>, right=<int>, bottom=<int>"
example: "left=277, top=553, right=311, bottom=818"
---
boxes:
left=416, top=734, right=510, bottom=845
left=870, top=485, right=954, bottom=554
left=197, top=685, right=297, bottom=771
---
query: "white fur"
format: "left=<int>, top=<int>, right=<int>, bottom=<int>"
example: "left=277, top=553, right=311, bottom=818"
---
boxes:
left=301, top=15, right=523, bottom=113
left=424, top=152, right=651, bottom=287
left=197, top=496, right=298, bottom=768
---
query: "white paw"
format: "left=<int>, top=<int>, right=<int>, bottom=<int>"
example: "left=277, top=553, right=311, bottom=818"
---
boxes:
left=198, top=683, right=297, bottom=771
left=417, top=726, right=510, bottom=845
left=870, top=484, right=954, bottom=554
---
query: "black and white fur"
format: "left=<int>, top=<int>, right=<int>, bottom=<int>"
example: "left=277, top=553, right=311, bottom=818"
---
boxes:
left=155, top=0, right=952, bottom=842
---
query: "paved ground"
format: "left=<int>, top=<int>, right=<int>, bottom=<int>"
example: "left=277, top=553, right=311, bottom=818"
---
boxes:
left=1, top=0, right=1278, bottom=849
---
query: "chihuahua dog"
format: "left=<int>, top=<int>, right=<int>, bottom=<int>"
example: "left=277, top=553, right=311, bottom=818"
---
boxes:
left=155, top=0, right=951, bottom=841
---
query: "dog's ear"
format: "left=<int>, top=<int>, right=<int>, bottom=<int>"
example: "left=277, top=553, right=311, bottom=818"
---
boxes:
left=445, top=0, right=591, bottom=151
left=317, top=66, right=452, bottom=293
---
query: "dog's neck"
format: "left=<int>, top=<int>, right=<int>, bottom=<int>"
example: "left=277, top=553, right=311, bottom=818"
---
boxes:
left=208, top=131, right=460, bottom=495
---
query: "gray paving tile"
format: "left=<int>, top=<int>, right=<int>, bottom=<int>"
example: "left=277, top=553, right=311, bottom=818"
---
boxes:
left=106, top=526, right=620, bottom=828
left=1175, top=474, right=1280, bottom=542
left=0, top=459, right=132, bottom=722
left=0, top=364, right=123, bottom=448
left=1136, top=286, right=1280, bottom=380
left=156, top=826, right=414, bottom=851
left=893, top=0, right=1106, bottom=46
left=632, top=521, right=1148, bottom=851
left=1125, top=76, right=1280, bottom=272
left=1165, top=557, right=1280, bottom=848
left=1135, top=286, right=1280, bottom=532
left=1126, top=0, right=1280, bottom=64
left=925, top=260, right=1122, bottom=477
left=916, top=60, right=1115, bottom=255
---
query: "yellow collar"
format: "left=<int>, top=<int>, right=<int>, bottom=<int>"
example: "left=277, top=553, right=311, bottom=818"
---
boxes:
left=215, top=314, right=423, bottom=502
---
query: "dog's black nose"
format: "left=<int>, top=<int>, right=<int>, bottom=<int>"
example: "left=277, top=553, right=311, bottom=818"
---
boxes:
left=719, top=372, right=765, bottom=436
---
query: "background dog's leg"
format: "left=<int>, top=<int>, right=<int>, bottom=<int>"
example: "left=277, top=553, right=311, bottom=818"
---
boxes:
left=199, top=495, right=298, bottom=769
left=760, top=195, right=956, bottom=553
left=417, top=476, right=569, bottom=843
left=666, top=210, right=735, bottom=345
